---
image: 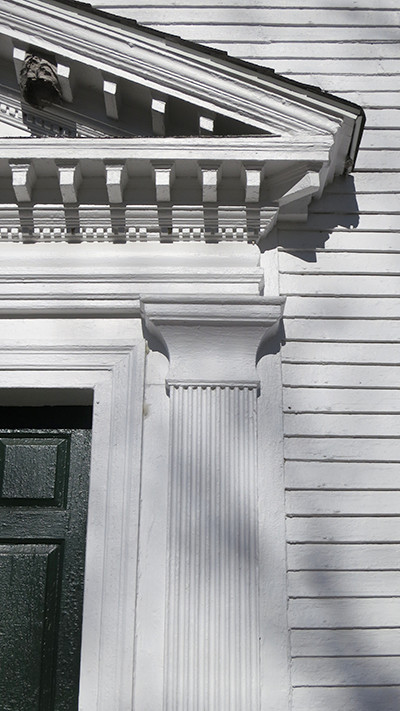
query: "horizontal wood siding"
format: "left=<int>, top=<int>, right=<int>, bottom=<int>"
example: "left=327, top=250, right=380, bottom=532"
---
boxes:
left=92, top=1, right=400, bottom=709
left=266, top=2, right=400, bottom=705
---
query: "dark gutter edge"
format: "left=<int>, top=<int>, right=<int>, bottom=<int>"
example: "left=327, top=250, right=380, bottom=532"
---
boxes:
left=38, top=0, right=367, bottom=169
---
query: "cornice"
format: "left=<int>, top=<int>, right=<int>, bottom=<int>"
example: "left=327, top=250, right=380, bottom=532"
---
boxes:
left=0, top=136, right=332, bottom=161
left=0, top=139, right=330, bottom=241
left=140, top=293, right=284, bottom=323
left=0, top=241, right=264, bottom=316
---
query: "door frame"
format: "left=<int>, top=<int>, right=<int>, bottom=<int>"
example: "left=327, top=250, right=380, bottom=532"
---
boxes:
left=0, top=318, right=146, bottom=711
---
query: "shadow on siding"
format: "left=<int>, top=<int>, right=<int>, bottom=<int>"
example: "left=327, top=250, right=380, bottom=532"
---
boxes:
left=259, top=174, right=360, bottom=261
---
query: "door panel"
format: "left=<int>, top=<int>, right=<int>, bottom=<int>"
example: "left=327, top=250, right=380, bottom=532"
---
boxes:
left=0, top=544, right=61, bottom=711
left=0, top=415, right=91, bottom=711
left=0, top=437, right=69, bottom=505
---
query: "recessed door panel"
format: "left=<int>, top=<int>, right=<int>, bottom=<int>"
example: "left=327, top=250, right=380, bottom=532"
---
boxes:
left=0, top=437, right=69, bottom=505
left=0, top=544, right=61, bottom=711
left=0, top=408, right=92, bottom=711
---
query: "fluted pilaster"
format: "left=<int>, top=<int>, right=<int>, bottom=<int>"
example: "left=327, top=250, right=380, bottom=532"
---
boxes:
left=140, top=295, right=285, bottom=710
left=166, top=383, right=259, bottom=710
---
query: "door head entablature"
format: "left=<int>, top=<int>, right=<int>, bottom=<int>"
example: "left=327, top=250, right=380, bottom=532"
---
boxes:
left=0, top=0, right=364, bottom=245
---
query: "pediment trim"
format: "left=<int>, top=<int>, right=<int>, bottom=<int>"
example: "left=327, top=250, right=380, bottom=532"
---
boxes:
left=0, top=0, right=365, bottom=245
left=2, top=0, right=364, bottom=149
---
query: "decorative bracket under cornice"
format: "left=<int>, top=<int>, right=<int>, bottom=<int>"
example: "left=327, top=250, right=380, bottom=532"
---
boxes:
left=0, top=137, right=333, bottom=243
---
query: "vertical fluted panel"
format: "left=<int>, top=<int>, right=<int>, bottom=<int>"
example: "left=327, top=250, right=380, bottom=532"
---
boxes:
left=164, top=384, right=260, bottom=710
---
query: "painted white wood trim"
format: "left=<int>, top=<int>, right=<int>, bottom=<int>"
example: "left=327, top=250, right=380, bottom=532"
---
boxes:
left=103, top=78, right=119, bottom=120
left=164, top=384, right=260, bottom=710
left=141, top=294, right=286, bottom=710
left=10, top=161, right=36, bottom=202
left=105, top=163, right=128, bottom=203
left=57, top=62, right=74, bottom=103
left=151, top=92, right=167, bottom=137
left=0, top=0, right=360, bottom=143
left=0, top=242, right=264, bottom=316
left=257, top=352, right=291, bottom=711
left=133, top=350, right=170, bottom=711
left=56, top=162, right=82, bottom=203
left=0, top=327, right=145, bottom=711
left=0, top=135, right=334, bottom=161
left=140, top=294, right=285, bottom=384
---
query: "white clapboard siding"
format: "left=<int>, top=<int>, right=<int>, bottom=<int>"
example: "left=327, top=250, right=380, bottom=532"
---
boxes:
left=282, top=341, right=400, bottom=364
left=325, top=173, right=400, bottom=192
left=283, top=364, right=400, bottom=388
left=283, top=319, right=400, bottom=342
left=362, top=110, right=400, bottom=128
left=287, top=543, right=400, bottom=571
left=94, top=1, right=400, bottom=707
left=283, top=387, right=400, bottom=413
left=284, top=437, right=400, bottom=462
left=361, top=130, right=400, bottom=149
left=95, top=0, right=400, bottom=9
left=227, top=58, right=400, bottom=75
left=281, top=234, right=400, bottom=252
left=288, top=570, right=400, bottom=597
left=99, top=26, right=400, bottom=44
left=292, top=628, right=400, bottom=657
left=286, top=461, right=400, bottom=489
left=284, top=414, right=400, bottom=437
left=292, top=686, right=400, bottom=711
left=292, top=656, right=400, bottom=687
left=280, top=274, right=400, bottom=296
left=294, top=74, right=400, bottom=90
left=281, top=274, right=400, bottom=298
left=284, top=297, right=400, bottom=318
left=283, top=341, right=400, bottom=364
left=95, top=0, right=400, bottom=13
left=88, top=8, right=400, bottom=25
left=280, top=244, right=400, bottom=267
left=308, top=193, right=400, bottom=212
left=289, top=597, right=400, bottom=628
left=321, top=91, right=397, bottom=108
left=286, top=517, right=400, bottom=544
left=355, top=150, right=400, bottom=171
left=287, top=491, right=400, bottom=516
left=139, top=37, right=400, bottom=57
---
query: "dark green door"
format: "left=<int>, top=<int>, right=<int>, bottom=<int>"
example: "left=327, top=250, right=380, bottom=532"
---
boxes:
left=0, top=407, right=92, bottom=711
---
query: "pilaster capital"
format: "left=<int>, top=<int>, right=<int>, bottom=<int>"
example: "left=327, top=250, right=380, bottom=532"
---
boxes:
left=140, top=294, right=285, bottom=386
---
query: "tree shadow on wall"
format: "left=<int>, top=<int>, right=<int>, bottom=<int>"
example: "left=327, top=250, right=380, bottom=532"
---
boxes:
left=288, top=518, right=400, bottom=711
left=258, top=173, right=360, bottom=262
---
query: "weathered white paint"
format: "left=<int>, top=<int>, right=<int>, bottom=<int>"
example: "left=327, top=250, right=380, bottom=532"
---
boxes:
left=0, top=319, right=146, bottom=711
left=4, top=0, right=398, bottom=707
left=292, top=628, right=400, bottom=657
left=288, top=543, right=400, bottom=570
left=288, top=570, right=400, bottom=598
left=140, top=295, right=284, bottom=710
left=292, top=687, right=400, bottom=711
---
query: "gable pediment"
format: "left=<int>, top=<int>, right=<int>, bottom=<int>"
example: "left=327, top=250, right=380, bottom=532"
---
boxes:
left=1, top=0, right=363, bottom=141
left=0, top=0, right=364, bottom=244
